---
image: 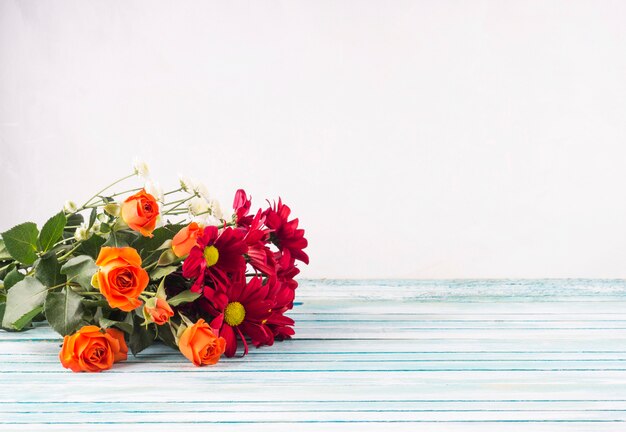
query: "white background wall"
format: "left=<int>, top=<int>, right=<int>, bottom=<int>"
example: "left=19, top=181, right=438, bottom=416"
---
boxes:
left=1, top=0, right=626, bottom=279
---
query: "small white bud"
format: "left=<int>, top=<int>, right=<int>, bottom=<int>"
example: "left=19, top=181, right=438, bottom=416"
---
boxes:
left=64, top=201, right=78, bottom=213
left=103, top=202, right=121, bottom=217
left=188, top=197, right=210, bottom=216
left=74, top=223, right=91, bottom=241
left=133, top=158, right=151, bottom=180
left=90, top=220, right=101, bottom=234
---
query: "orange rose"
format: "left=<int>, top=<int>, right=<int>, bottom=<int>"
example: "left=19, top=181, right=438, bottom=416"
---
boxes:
left=121, top=189, right=159, bottom=237
left=59, top=326, right=128, bottom=372
left=172, top=222, right=204, bottom=257
left=144, top=298, right=174, bottom=325
left=179, top=319, right=226, bottom=366
left=95, top=246, right=149, bottom=311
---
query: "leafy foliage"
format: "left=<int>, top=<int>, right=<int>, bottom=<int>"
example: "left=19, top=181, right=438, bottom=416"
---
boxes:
left=44, top=287, right=84, bottom=335
left=1, top=222, right=39, bottom=265
left=60, top=255, right=97, bottom=290
left=2, top=277, right=47, bottom=330
left=38, top=212, right=67, bottom=252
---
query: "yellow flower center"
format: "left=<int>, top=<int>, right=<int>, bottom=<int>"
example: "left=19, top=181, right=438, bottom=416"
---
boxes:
left=203, top=245, right=219, bottom=267
left=224, top=301, right=245, bottom=326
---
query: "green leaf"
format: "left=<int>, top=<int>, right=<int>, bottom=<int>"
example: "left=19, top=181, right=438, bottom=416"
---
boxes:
left=35, top=255, right=66, bottom=287
left=1, top=222, right=39, bottom=265
left=44, top=287, right=84, bottom=336
left=103, top=230, right=138, bottom=248
left=167, top=290, right=201, bottom=307
left=129, top=315, right=156, bottom=356
left=60, top=255, right=97, bottom=290
left=81, top=299, right=109, bottom=308
left=156, top=322, right=178, bottom=350
left=76, top=234, right=105, bottom=259
left=132, top=225, right=184, bottom=257
left=150, top=265, right=177, bottom=280
left=0, top=238, right=12, bottom=261
left=64, top=213, right=84, bottom=231
left=98, top=313, right=134, bottom=334
left=38, top=212, right=67, bottom=252
left=13, top=306, right=43, bottom=330
left=2, top=277, right=47, bottom=330
left=3, top=268, right=25, bottom=290
left=88, top=208, right=97, bottom=229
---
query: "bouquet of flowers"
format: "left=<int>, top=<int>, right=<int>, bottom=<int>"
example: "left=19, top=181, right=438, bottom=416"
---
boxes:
left=0, top=160, right=308, bottom=372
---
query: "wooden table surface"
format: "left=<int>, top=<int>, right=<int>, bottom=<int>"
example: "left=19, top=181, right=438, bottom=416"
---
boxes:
left=1, top=279, right=625, bottom=431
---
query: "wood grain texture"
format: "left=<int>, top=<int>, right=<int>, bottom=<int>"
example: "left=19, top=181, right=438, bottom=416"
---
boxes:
left=1, top=279, right=625, bottom=431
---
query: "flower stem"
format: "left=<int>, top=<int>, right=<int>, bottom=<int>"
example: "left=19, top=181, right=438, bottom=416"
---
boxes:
left=46, top=281, right=80, bottom=292
left=163, top=196, right=195, bottom=215
left=79, top=173, right=135, bottom=211
left=58, top=242, right=82, bottom=261
left=108, top=187, right=142, bottom=198
left=144, top=261, right=159, bottom=271
left=164, top=187, right=183, bottom=196
left=52, top=237, right=73, bottom=249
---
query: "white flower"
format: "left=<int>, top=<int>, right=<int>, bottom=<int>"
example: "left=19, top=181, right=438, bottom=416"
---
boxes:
left=74, top=223, right=91, bottom=241
left=194, top=182, right=210, bottom=201
left=90, top=220, right=101, bottom=234
left=209, top=198, right=223, bottom=219
left=178, top=174, right=196, bottom=193
left=63, top=200, right=78, bottom=213
left=133, top=158, right=150, bottom=180
left=144, top=180, right=164, bottom=202
left=192, top=213, right=221, bottom=227
left=188, top=197, right=210, bottom=216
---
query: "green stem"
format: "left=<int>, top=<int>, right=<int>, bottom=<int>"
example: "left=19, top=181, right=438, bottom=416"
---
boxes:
left=58, top=242, right=83, bottom=261
left=218, top=221, right=236, bottom=229
left=163, top=196, right=196, bottom=215
left=79, top=173, right=135, bottom=210
left=164, top=187, right=183, bottom=196
left=46, top=281, right=80, bottom=292
left=164, top=197, right=190, bottom=207
left=108, top=187, right=142, bottom=198
left=144, top=261, right=159, bottom=271
left=52, top=237, right=74, bottom=249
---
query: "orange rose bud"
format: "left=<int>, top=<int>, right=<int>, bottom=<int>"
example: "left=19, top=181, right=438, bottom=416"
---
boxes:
left=95, top=246, right=149, bottom=311
left=172, top=222, right=204, bottom=257
left=144, top=298, right=174, bottom=325
left=178, top=319, right=226, bottom=366
left=121, top=189, right=159, bottom=237
left=59, top=326, right=128, bottom=372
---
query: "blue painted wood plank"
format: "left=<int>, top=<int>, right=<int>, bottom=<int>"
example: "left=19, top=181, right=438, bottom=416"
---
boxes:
left=0, top=279, right=625, bottom=431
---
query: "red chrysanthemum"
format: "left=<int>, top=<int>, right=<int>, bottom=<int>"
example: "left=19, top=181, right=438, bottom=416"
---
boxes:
left=182, top=226, right=247, bottom=293
left=233, top=189, right=254, bottom=228
left=205, top=276, right=275, bottom=357
left=265, top=277, right=296, bottom=341
left=264, top=199, right=309, bottom=264
left=241, top=210, right=275, bottom=276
